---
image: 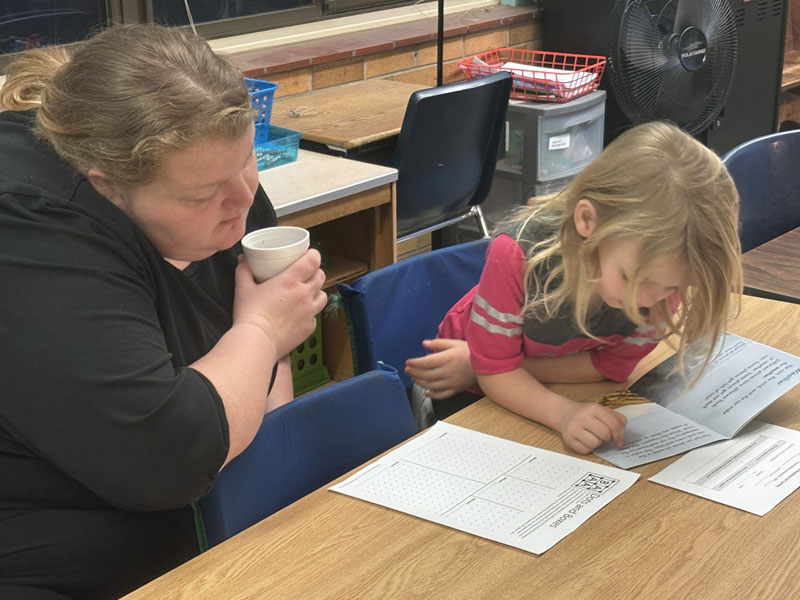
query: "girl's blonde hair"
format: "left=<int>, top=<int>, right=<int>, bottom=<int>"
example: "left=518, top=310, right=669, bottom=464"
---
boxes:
left=0, top=24, right=254, bottom=189
left=510, top=120, right=742, bottom=374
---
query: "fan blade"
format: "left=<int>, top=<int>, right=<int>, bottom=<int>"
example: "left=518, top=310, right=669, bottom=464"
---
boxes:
left=673, top=0, right=708, bottom=34
left=661, top=65, right=715, bottom=129
left=609, top=0, right=675, bottom=124
left=619, top=2, right=671, bottom=72
left=609, top=0, right=738, bottom=134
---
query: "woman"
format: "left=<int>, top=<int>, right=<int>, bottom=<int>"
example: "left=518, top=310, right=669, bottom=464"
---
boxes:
left=0, top=24, right=326, bottom=600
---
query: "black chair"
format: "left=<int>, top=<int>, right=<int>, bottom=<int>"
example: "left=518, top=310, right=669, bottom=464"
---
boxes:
left=721, top=129, right=800, bottom=253
left=391, top=72, right=512, bottom=247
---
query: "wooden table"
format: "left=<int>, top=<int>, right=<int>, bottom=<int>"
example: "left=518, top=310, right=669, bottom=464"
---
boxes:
left=123, top=295, right=800, bottom=600
left=270, top=80, right=426, bottom=155
left=741, top=226, right=800, bottom=303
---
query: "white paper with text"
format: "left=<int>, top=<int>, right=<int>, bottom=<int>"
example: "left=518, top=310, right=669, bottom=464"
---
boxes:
left=330, top=422, right=638, bottom=554
left=649, top=421, right=800, bottom=515
left=595, top=334, right=800, bottom=468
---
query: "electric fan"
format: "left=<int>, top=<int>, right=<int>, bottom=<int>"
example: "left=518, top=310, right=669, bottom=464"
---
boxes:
left=606, top=0, right=738, bottom=136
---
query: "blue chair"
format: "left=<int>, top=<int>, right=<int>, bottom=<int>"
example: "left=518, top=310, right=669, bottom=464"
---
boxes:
left=337, top=238, right=489, bottom=390
left=391, top=72, right=512, bottom=247
left=199, top=364, right=416, bottom=548
left=721, top=129, right=800, bottom=253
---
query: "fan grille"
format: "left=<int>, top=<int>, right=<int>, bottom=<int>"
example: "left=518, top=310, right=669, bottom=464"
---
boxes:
left=608, top=0, right=738, bottom=135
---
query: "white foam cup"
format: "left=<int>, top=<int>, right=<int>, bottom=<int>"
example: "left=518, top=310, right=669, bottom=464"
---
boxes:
left=241, top=226, right=310, bottom=282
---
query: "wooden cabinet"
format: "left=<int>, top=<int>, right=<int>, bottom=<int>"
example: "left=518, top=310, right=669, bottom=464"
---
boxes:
left=259, top=150, right=398, bottom=383
left=277, top=184, right=396, bottom=288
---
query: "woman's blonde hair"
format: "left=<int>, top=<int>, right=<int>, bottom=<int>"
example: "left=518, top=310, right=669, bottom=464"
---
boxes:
left=509, top=120, right=742, bottom=375
left=0, top=23, right=254, bottom=189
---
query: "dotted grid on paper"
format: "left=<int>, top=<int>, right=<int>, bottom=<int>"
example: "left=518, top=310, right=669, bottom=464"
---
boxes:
left=351, top=429, right=609, bottom=531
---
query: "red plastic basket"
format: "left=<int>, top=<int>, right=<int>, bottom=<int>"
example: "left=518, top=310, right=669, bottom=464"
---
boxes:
left=458, top=48, right=606, bottom=103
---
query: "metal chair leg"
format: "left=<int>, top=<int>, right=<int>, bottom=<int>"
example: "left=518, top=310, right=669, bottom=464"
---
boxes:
left=473, top=205, right=490, bottom=238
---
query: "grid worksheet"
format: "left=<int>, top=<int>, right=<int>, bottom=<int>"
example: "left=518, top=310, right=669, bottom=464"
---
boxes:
left=330, top=421, right=639, bottom=554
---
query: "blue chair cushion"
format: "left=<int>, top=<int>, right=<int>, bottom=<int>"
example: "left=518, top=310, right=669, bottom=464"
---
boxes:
left=722, top=129, right=800, bottom=252
left=338, top=238, right=489, bottom=388
left=199, top=364, right=416, bottom=548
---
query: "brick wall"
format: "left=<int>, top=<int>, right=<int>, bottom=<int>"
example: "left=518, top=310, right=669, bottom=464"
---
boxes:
left=230, top=5, right=539, bottom=258
left=230, top=5, right=540, bottom=100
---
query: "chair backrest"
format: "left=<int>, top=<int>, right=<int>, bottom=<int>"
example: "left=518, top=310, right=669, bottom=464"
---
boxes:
left=199, top=365, right=416, bottom=548
left=337, top=238, right=490, bottom=389
left=721, top=129, right=800, bottom=252
left=392, top=72, right=512, bottom=239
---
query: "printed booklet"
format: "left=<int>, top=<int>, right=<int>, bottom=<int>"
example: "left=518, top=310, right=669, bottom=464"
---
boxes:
left=593, top=333, right=800, bottom=469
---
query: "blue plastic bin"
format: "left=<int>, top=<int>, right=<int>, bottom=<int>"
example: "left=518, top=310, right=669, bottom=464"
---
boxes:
left=244, top=77, right=278, bottom=128
left=254, top=124, right=302, bottom=170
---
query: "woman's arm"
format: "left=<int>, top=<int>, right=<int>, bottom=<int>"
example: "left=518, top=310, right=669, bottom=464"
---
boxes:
left=191, top=250, right=327, bottom=468
left=265, top=356, right=293, bottom=412
left=477, top=368, right=626, bottom=454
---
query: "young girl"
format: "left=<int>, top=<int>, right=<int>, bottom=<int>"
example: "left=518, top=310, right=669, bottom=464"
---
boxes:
left=405, top=121, right=743, bottom=453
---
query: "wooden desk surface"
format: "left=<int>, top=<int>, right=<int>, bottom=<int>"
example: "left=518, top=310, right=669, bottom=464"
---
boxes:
left=258, top=149, right=397, bottom=218
left=258, top=149, right=398, bottom=289
left=741, top=226, right=800, bottom=302
left=270, top=80, right=426, bottom=150
left=123, top=295, right=800, bottom=600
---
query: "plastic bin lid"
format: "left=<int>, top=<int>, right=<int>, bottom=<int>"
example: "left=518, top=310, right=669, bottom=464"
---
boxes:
left=508, top=89, right=606, bottom=116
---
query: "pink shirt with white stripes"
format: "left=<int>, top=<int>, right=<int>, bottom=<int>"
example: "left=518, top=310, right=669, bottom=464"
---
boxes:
left=438, top=233, right=672, bottom=394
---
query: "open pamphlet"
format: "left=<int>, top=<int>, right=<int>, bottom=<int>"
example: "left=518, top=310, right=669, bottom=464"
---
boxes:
left=594, top=333, right=800, bottom=469
left=330, top=421, right=638, bottom=555
left=649, top=421, right=800, bottom=516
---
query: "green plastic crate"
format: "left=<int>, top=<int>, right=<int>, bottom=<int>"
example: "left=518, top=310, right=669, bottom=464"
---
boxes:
left=290, top=313, right=330, bottom=396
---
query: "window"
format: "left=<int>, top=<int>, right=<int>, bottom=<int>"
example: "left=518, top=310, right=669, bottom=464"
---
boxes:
left=0, top=1, right=106, bottom=55
left=148, top=0, right=415, bottom=37
left=0, top=0, right=417, bottom=66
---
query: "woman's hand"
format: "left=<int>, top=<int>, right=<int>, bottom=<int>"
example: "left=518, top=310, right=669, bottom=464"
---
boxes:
left=233, top=249, right=327, bottom=359
left=404, top=338, right=477, bottom=399
left=557, top=401, right=627, bottom=455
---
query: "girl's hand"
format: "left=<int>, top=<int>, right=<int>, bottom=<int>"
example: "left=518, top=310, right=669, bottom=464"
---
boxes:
left=557, top=401, right=627, bottom=455
left=404, top=339, right=477, bottom=399
left=233, top=249, right=327, bottom=359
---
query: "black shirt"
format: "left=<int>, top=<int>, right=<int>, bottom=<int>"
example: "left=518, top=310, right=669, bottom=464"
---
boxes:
left=0, top=111, right=277, bottom=599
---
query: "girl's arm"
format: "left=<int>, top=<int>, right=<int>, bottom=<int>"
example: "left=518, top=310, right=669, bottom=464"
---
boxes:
left=477, top=368, right=626, bottom=454
left=406, top=342, right=608, bottom=399
left=521, top=352, right=607, bottom=384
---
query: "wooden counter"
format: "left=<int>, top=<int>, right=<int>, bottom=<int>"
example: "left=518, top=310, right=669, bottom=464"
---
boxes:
left=270, top=80, right=426, bottom=154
